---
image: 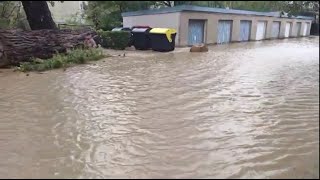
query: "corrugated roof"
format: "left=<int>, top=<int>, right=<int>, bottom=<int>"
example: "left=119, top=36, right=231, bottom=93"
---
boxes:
left=121, top=5, right=314, bottom=20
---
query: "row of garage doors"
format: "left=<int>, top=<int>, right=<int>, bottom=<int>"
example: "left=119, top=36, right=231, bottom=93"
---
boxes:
left=188, top=20, right=310, bottom=45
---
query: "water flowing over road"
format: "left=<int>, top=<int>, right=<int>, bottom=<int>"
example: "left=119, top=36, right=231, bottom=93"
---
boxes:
left=0, top=37, right=319, bottom=178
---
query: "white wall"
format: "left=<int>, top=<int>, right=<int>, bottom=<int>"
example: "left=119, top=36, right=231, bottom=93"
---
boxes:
left=124, top=11, right=312, bottom=46
left=49, top=1, right=86, bottom=24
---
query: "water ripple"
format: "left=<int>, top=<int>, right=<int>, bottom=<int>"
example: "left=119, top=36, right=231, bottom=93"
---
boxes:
left=0, top=37, right=318, bottom=178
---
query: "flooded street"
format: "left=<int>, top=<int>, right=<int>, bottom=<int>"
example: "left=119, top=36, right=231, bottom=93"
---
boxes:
left=0, top=37, right=319, bottom=178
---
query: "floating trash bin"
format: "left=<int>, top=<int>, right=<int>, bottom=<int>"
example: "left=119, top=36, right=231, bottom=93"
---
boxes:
left=149, top=28, right=177, bottom=52
left=131, top=27, right=152, bottom=50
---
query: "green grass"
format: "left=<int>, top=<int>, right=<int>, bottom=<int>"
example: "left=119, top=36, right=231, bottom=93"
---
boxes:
left=17, top=48, right=107, bottom=72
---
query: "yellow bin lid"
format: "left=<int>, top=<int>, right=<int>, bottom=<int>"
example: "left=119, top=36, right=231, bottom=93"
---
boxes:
left=150, top=28, right=177, bottom=42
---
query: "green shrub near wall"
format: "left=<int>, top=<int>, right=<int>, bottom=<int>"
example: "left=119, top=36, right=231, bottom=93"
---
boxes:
left=97, top=30, right=131, bottom=50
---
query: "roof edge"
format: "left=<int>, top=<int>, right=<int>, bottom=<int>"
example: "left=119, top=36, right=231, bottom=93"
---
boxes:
left=121, top=5, right=314, bottom=20
left=122, top=5, right=184, bottom=17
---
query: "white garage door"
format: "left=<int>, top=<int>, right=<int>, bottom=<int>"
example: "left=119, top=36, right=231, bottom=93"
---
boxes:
left=188, top=20, right=205, bottom=45
left=217, top=20, right=233, bottom=44
left=239, top=20, right=252, bottom=41
left=271, top=21, right=281, bottom=38
left=256, top=21, right=267, bottom=40
left=285, top=22, right=292, bottom=38
left=296, top=22, right=302, bottom=36
left=302, top=23, right=309, bottom=36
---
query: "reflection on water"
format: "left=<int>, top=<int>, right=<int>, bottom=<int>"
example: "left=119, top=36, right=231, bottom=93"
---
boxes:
left=0, top=37, right=319, bottom=178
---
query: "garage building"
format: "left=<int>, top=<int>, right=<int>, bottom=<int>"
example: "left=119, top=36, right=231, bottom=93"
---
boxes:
left=122, top=5, right=314, bottom=46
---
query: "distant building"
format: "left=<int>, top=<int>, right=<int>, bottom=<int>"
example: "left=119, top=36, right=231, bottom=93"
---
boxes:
left=48, top=1, right=87, bottom=24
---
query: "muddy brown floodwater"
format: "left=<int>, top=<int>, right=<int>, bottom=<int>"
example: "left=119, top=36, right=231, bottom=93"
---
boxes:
left=0, top=37, right=319, bottom=179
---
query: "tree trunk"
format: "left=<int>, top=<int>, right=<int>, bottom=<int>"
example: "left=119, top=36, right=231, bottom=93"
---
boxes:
left=21, top=1, right=57, bottom=30
left=0, top=29, right=96, bottom=67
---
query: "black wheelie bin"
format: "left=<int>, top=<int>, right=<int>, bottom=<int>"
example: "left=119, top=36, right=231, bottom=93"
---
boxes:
left=148, top=28, right=177, bottom=52
left=131, top=27, right=152, bottom=50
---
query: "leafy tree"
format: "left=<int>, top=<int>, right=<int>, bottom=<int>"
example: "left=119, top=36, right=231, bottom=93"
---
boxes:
left=281, top=1, right=319, bottom=16
left=83, top=1, right=320, bottom=30
left=0, top=1, right=67, bottom=30
left=2, top=1, right=318, bottom=31
left=84, top=1, right=156, bottom=30
left=0, top=1, right=22, bottom=28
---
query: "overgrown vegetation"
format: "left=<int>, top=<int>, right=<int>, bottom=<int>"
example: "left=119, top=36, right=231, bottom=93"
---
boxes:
left=84, top=1, right=155, bottom=30
left=0, top=1, right=318, bottom=30
left=0, top=1, right=30, bottom=30
left=17, top=48, right=106, bottom=72
left=84, top=1, right=319, bottom=31
left=97, top=30, right=131, bottom=50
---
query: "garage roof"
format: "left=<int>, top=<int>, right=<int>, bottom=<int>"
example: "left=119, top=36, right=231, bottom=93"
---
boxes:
left=121, top=5, right=314, bottom=20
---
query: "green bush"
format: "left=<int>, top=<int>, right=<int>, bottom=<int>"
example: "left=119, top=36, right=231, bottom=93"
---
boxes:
left=97, top=30, right=131, bottom=50
left=98, top=11, right=122, bottom=31
left=18, top=48, right=107, bottom=72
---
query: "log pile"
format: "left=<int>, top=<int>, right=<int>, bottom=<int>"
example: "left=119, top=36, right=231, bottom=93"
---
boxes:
left=0, top=29, right=97, bottom=67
